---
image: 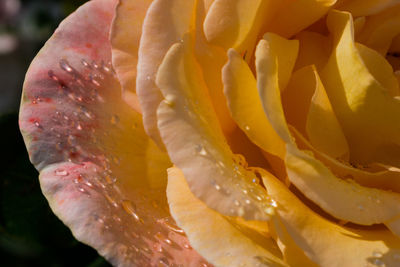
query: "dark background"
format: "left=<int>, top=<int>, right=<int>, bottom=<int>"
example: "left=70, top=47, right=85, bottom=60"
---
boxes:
left=0, top=0, right=111, bottom=266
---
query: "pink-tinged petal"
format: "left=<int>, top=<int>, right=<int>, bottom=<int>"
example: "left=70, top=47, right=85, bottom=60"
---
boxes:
left=136, top=0, right=196, bottom=147
left=19, top=0, right=210, bottom=265
left=110, top=0, right=152, bottom=112
left=157, top=36, right=275, bottom=221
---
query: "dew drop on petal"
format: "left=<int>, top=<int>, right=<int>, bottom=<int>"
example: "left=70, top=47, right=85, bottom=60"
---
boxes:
left=110, top=114, right=120, bottom=125
left=59, top=59, right=73, bottom=73
left=122, top=200, right=140, bottom=222
left=195, top=144, right=207, bottom=156
left=55, top=169, right=68, bottom=176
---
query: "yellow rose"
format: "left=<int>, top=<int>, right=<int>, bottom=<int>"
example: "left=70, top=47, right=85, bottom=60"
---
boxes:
left=19, top=0, right=400, bottom=266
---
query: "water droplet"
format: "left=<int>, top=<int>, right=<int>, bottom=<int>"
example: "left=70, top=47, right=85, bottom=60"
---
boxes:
left=195, top=144, right=207, bottom=156
left=105, top=174, right=117, bottom=184
left=55, top=169, right=68, bottom=176
left=270, top=199, right=278, bottom=207
left=60, top=59, right=73, bottom=73
left=234, top=200, right=240, bottom=206
left=244, top=125, right=250, bottom=131
left=122, top=200, right=140, bottom=222
left=34, top=121, right=40, bottom=127
left=373, top=251, right=383, bottom=258
left=81, top=59, right=91, bottom=68
left=164, top=95, right=175, bottom=107
left=245, top=199, right=251, bottom=205
left=372, top=258, right=385, bottom=266
left=265, top=207, right=275, bottom=215
left=104, top=193, right=118, bottom=208
left=214, top=184, right=221, bottom=191
left=76, top=123, right=83, bottom=130
left=110, top=115, right=119, bottom=125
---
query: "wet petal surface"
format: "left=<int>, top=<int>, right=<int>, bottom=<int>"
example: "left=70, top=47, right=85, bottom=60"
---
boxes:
left=19, top=0, right=210, bottom=265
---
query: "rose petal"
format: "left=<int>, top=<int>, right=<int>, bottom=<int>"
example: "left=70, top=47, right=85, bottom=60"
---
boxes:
left=265, top=0, right=336, bottom=38
left=222, top=48, right=285, bottom=159
left=290, top=125, right=400, bottom=193
left=19, top=0, right=210, bottom=265
left=167, top=167, right=287, bottom=267
left=293, top=31, right=330, bottom=71
left=156, top=36, right=275, bottom=221
left=356, top=4, right=400, bottom=55
left=285, top=144, right=400, bottom=227
left=356, top=42, right=399, bottom=97
left=321, top=10, right=400, bottom=164
left=305, top=66, right=350, bottom=159
left=270, top=216, right=319, bottom=267
left=255, top=33, right=299, bottom=144
left=261, top=169, right=400, bottom=267
left=203, top=0, right=283, bottom=53
left=194, top=1, right=237, bottom=135
left=136, top=0, right=196, bottom=147
left=338, top=0, right=400, bottom=17
left=281, top=66, right=320, bottom=137
left=110, top=0, right=152, bottom=112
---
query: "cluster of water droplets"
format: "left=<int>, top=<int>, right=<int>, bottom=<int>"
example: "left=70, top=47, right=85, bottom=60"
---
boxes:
left=34, top=58, right=213, bottom=266
left=193, top=141, right=278, bottom=221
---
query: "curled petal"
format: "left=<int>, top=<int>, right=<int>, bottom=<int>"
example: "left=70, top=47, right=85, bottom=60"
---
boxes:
left=262, top=169, right=400, bottom=267
left=285, top=144, right=400, bottom=227
left=223, top=48, right=285, bottom=158
left=338, top=0, right=400, bottom=17
left=167, top=167, right=287, bottom=267
left=321, top=10, right=400, bottom=164
left=136, top=0, right=196, bottom=147
left=19, top=0, right=209, bottom=265
left=110, top=0, right=152, bottom=112
left=256, top=33, right=299, bottom=144
left=157, top=36, right=275, bottom=221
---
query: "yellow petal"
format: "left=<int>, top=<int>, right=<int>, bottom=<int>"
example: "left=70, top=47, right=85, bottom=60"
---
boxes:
left=356, top=42, right=399, bottom=97
left=265, top=0, right=337, bottom=38
left=293, top=31, right=331, bottom=71
left=306, top=66, right=350, bottom=159
left=261, top=169, right=400, bottom=267
left=110, top=0, right=152, bottom=112
left=321, top=10, right=400, bottom=164
left=356, top=4, right=400, bottom=55
left=281, top=66, right=318, bottom=136
left=194, top=1, right=237, bottom=135
left=156, top=35, right=274, bottom=221
left=203, top=0, right=283, bottom=53
left=256, top=33, right=299, bottom=143
left=222, top=48, right=285, bottom=158
left=389, top=34, right=400, bottom=54
left=167, top=167, right=287, bottom=267
left=270, top=217, right=319, bottom=267
left=338, top=0, right=400, bottom=16
left=136, top=0, right=196, bottom=147
left=285, top=144, right=400, bottom=227
left=290, top=125, right=400, bottom=193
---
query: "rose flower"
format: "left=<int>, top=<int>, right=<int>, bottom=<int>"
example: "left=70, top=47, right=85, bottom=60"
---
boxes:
left=19, top=0, right=400, bottom=266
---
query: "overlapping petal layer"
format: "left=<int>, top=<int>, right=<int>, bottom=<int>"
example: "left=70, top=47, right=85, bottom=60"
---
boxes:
left=19, top=0, right=210, bottom=265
